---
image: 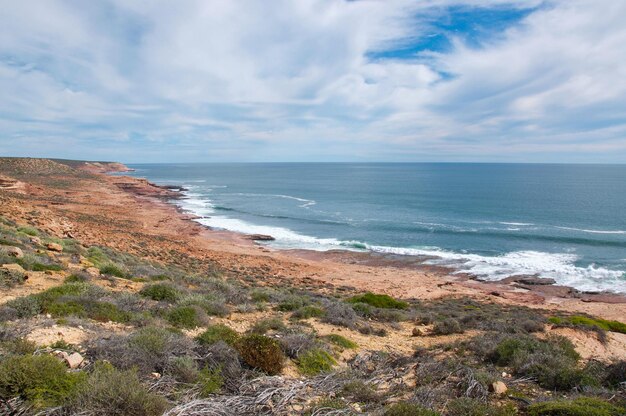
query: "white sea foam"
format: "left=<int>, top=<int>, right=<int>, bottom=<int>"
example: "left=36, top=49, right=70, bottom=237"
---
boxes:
left=176, top=190, right=626, bottom=294
left=499, top=222, right=534, bottom=226
left=555, top=226, right=626, bottom=235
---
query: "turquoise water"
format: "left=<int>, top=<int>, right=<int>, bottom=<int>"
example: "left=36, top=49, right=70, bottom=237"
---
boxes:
left=128, top=163, right=626, bottom=293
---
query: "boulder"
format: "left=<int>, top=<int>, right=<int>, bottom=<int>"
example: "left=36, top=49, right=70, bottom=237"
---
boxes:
left=1, top=263, right=25, bottom=274
left=47, top=242, right=63, bottom=252
left=490, top=381, right=508, bottom=395
left=412, top=327, right=423, bottom=337
left=65, top=352, right=84, bottom=369
left=30, top=237, right=42, bottom=245
left=85, top=267, right=100, bottom=277
left=6, top=247, right=23, bottom=259
left=246, top=234, right=276, bottom=241
left=514, top=276, right=556, bottom=285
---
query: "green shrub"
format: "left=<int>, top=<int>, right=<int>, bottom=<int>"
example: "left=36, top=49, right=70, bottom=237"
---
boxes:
left=86, top=247, right=109, bottom=266
left=347, top=292, right=408, bottom=309
left=197, top=366, right=223, bottom=396
left=99, top=263, right=127, bottom=278
left=0, top=338, right=37, bottom=356
left=292, top=305, right=325, bottom=319
left=68, top=362, right=167, bottom=416
left=31, top=262, right=63, bottom=272
left=569, top=316, right=626, bottom=334
left=5, top=295, right=42, bottom=318
left=341, top=380, right=380, bottom=403
left=277, top=294, right=309, bottom=311
left=296, top=348, right=336, bottom=375
left=17, top=226, right=38, bottom=236
left=447, top=398, right=516, bottom=416
left=46, top=301, right=86, bottom=317
left=432, top=318, right=463, bottom=335
left=86, top=302, right=131, bottom=323
left=0, top=354, right=85, bottom=408
left=140, top=284, right=180, bottom=302
left=305, top=398, right=347, bottom=415
left=250, top=317, right=285, bottom=334
left=604, top=360, right=626, bottom=387
left=488, top=335, right=592, bottom=390
left=0, top=267, right=26, bottom=288
left=167, top=356, right=199, bottom=383
left=167, top=306, right=204, bottom=329
left=65, top=273, right=90, bottom=283
left=384, top=402, right=441, bottom=416
left=325, top=334, right=358, bottom=349
left=196, top=324, right=239, bottom=347
left=528, top=397, right=625, bottom=416
left=236, top=334, right=285, bottom=375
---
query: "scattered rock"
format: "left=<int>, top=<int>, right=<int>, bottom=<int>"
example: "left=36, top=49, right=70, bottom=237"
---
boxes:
left=6, top=246, right=23, bottom=259
left=412, top=327, right=423, bottom=337
left=47, top=242, right=63, bottom=252
left=246, top=234, right=276, bottom=241
left=151, top=372, right=162, bottom=379
left=65, top=352, right=84, bottom=369
left=53, top=350, right=70, bottom=361
left=85, top=267, right=100, bottom=277
left=30, top=236, right=42, bottom=245
left=490, top=381, right=508, bottom=395
left=513, top=276, right=556, bottom=285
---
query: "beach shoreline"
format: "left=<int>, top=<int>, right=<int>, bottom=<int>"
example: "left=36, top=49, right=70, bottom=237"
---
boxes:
left=1, top=158, right=625, bottom=322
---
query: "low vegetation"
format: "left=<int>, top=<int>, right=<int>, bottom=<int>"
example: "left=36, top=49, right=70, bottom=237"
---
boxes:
left=0, top=218, right=624, bottom=415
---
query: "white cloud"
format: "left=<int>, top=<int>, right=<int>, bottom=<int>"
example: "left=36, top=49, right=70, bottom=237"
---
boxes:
left=0, top=0, right=624, bottom=162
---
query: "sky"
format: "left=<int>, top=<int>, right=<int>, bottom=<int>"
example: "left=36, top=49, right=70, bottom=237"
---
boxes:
left=0, top=0, right=625, bottom=163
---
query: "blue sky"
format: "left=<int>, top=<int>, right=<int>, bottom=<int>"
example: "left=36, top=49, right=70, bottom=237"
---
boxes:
left=1, top=0, right=625, bottom=163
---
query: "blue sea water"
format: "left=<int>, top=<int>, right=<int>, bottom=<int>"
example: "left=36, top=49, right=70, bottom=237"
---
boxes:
left=127, top=163, right=626, bottom=293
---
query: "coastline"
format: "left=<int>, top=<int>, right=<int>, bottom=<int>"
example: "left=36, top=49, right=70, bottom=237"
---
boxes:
left=116, top=165, right=626, bottom=312
left=1, top=158, right=625, bottom=322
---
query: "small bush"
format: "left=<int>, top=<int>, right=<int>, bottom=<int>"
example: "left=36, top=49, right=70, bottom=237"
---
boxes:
left=527, top=397, right=625, bottom=416
left=277, top=294, right=309, bottom=311
left=236, top=334, right=285, bottom=375
left=325, top=333, right=358, bottom=349
left=342, top=380, right=381, bottom=403
left=548, top=315, right=626, bottom=334
left=447, top=397, right=516, bottom=416
left=17, top=226, right=38, bottom=236
left=196, top=324, right=239, bottom=347
left=6, top=296, right=42, bottom=318
left=348, top=292, right=408, bottom=309
left=604, top=360, right=626, bottom=387
left=178, top=294, right=229, bottom=317
left=384, top=402, right=440, bottom=416
left=140, top=284, right=180, bottom=302
left=250, top=317, right=285, bottom=334
left=197, top=366, right=223, bottom=396
left=68, top=362, right=167, bottom=416
left=0, top=354, right=85, bottom=408
left=321, top=301, right=359, bottom=328
left=167, top=306, right=205, bottom=329
left=0, top=338, right=37, bottom=356
left=99, top=263, right=127, bottom=278
left=292, top=305, right=325, bottom=319
left=432, top=318, right=463, bottom=335
left=168, top=356, right=199, bottom=383
left=65, top=273, right=90, bottom=283
left=280, top=333, right=317, bottom=358
left=0, top=267, right=26, bottom=288
left=31, top=262, right=63, bottom=272
left=297, top=348, right=336, bottom=375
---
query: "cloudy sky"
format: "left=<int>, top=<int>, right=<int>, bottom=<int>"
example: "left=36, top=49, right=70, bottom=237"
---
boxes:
left=1, top=0, right=625, bottom=163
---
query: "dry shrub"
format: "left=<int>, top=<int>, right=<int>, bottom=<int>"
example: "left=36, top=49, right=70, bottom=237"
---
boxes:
left=236, top=334, right=285, bottom=375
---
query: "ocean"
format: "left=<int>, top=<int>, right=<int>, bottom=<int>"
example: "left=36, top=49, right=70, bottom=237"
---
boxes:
left=126, top=163, right=626, bottom=293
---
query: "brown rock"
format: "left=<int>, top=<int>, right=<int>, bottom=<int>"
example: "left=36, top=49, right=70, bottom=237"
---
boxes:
left=65, top=352, right=84, bottom=369
left=85, top=267, right=100, bottom=277
left=7, top=247, right=24, bottom=259
left=490, top=381, right=508, bottom=395
left=1, top=263, right=26, bottom=274
left=30, top=236, right=42, bottom=245
left=246, top=234, right=276, bottom=241
left=47, top=242, right=63, bottom=252
left=412, top=327, right=423, bottom=337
